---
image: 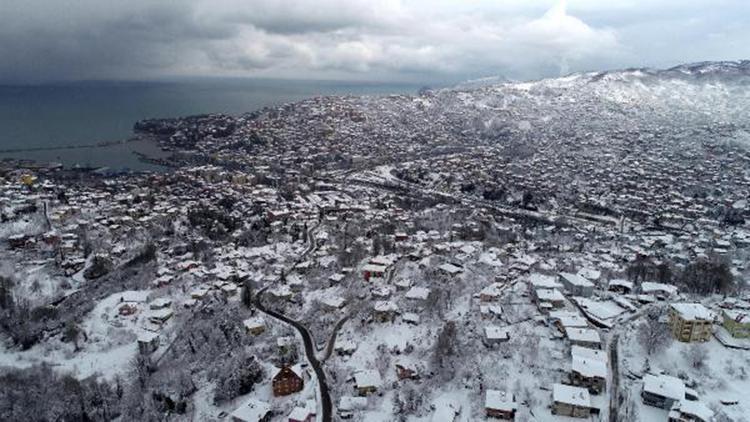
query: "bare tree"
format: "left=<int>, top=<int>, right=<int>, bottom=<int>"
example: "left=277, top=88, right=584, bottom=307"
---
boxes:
left=432, top=321, right=458, bottom=381
left=64, top=321, right=82, bottom=352
left=375, top=344, right=391, bottom=377
left=637, top=309, right=673, bottom=356
left=682, top=344, right=709, bottom=370
left=240, top=278, right=254, bottom=308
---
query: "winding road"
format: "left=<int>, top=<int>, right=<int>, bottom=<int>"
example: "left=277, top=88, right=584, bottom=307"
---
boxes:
left=320, top=313, right=352, bottom=362
left=254, top=287, right=332, bottom=421
left=252, top=220, right=337, bottom=421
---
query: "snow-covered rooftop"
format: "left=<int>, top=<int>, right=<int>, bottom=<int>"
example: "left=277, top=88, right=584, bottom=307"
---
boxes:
left=230, top=398, right=271, bottom=422
left=643, top=373, right=685, bottom=401
left=536, top=288, right=565, bottom=302
left=485, top=325, right=511, bottom=340
left=406, top=287, right=431, bottom=300
left=528, top=273, right=560, bottom=289
left=560, top=272, right=595, bottom=287
left=565, top=327, right=601, bottom=345
left=553, top=383, right=591, bottom=407
left=572, top=355, right=607, bottom=378
left=243, top=317, right=265, bottom=330
left=670, top=400, right=713, bottom=421
left=485, top=389, right=517, bottom=412
left=671, top=302, right=713, bottom=321
left=354, top=369, right=382, bottom=388
left=438, top=263, right=463, bottom=275
left=642, top=281, right=678, bottom=295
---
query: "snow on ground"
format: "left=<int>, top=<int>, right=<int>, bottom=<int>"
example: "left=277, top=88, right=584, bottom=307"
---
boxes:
left=0, top=334, right=138, bottom=381
left=621, top=327, right=750, bottom=422
left=0, top=289, right=164, bottom=381
left=7, top=260, right=65, bottom=304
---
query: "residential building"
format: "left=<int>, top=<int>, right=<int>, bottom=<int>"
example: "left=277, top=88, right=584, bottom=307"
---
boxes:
left=485, top=389, right=517, bottom=420
left=668, top=400, right=714, bottom=422
left=669, top=303, right=713, bottom=342
left=722, top=309, right=750, bottom=338
left=354, top=369, right=382, bottom=396
left=641, top=373, right=685, bottom=409
left=551, top=384, right=592, bottom=418
left=272, top=366, right=304, bottom=397
left=559, top=272, right=595, bottom=297
left=231, top=398, right=271, bottom=422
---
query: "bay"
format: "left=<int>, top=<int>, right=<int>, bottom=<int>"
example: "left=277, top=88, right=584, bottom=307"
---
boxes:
left=0, top=78, right=428, bottom=170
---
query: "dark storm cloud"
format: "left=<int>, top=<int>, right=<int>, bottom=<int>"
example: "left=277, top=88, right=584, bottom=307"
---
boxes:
left=0, top=0, right=748, bottom=84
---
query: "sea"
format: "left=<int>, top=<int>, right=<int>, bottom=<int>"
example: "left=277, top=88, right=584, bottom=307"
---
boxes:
left=0, top=78, right=430, bottom=171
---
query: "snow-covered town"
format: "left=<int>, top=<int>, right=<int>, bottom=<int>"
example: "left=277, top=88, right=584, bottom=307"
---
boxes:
left=2, top=61, right=750, bottom=422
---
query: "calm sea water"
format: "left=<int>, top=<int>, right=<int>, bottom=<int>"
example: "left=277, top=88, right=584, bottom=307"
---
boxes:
left=0, top=79, right=428, bottom=170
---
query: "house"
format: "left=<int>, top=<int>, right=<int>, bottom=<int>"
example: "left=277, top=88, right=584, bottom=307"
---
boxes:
left=569, top=349, right=607, bottom=394
left=338, top=396, right=368, bottom=419
left=287, top=274, right=304, bottom=291
left=137, top=332, right=160, bottom=355
left=321, top=295, right=347, bottom=311
left=485, top=389, right=517, bottom=420
left=565, top=327, right=602, bottom=349
left=480, top=305, right=504, bottom=320
left=394, top=278, right=413, bottom=290
left=549, top=310, right=588, bottom=333
left=328, top=273, right=345, bottom=285
left=405, top=287, right=431, bottom=302
left=335, top=338, right=358, bottom=356
left=362, top=263, right=387, bottom=281
left=395, top=361, right=420, bottom=380
left=277, top=336, right=297, bottom=354
left=190, top=287, right=210, bottom=300
left=669, top=303, right=713, bottom=342
left=231, top=398, right=271, bottom=422
left=438, top=262, right=463, bottom=277
left=7, top=234, right=29, bottom=249
left=722, top=309, right=750, bottom=338
left=480, top=282, right=504, bottom=302
left=641, top=373, right=685, bottom=409
left=607, top=279, right=633, bottom=294
left=148, top=308, right=174, bottom=325
left=559, top=272, right=595, bottom=297
left=431, top=399, right=461, bottom=422
left=534, top=288, right=566, bottom=309
left=269, top=285, right=294, bottom=301
left=402, top=312, right=420, bottom=325
left=149, top=298, right=172, bottom=310
left=373, top=301, right=399, bottom=322
left=273, top=365, right=304, bottom=397
left=528, top=273, right=562, bottom=291
left=668, top=400, right=714, bottom=422
left=221, top=283, right=238, bottom=296
left=551, top=383, right=592, bottom=418
left=371, top=286, right=392, bottom=299
left=288, top=401, right=315, bottom=422
left=354, top=369, right=382, bottom=396
left=484, top=326, right=511, bottom=347
left=641, top=282, right=678, bottom=300
left=243, top=317, right=266, bottom=336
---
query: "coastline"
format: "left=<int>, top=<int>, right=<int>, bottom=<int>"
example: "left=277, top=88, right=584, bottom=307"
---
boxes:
left=0, top=137, right=141, bottom=154
left=0, top=136, right=171, bottom=173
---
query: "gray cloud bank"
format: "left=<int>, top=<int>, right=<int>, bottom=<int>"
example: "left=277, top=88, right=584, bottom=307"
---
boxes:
left=1, top=0, right=749, bottom=84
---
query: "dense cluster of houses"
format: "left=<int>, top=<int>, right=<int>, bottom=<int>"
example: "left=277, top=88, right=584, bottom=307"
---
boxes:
left=3, top=77, right=750, bottom=421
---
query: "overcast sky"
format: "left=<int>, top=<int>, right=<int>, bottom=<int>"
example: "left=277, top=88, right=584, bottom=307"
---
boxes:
left=2, top=0, right=749, bottom=84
